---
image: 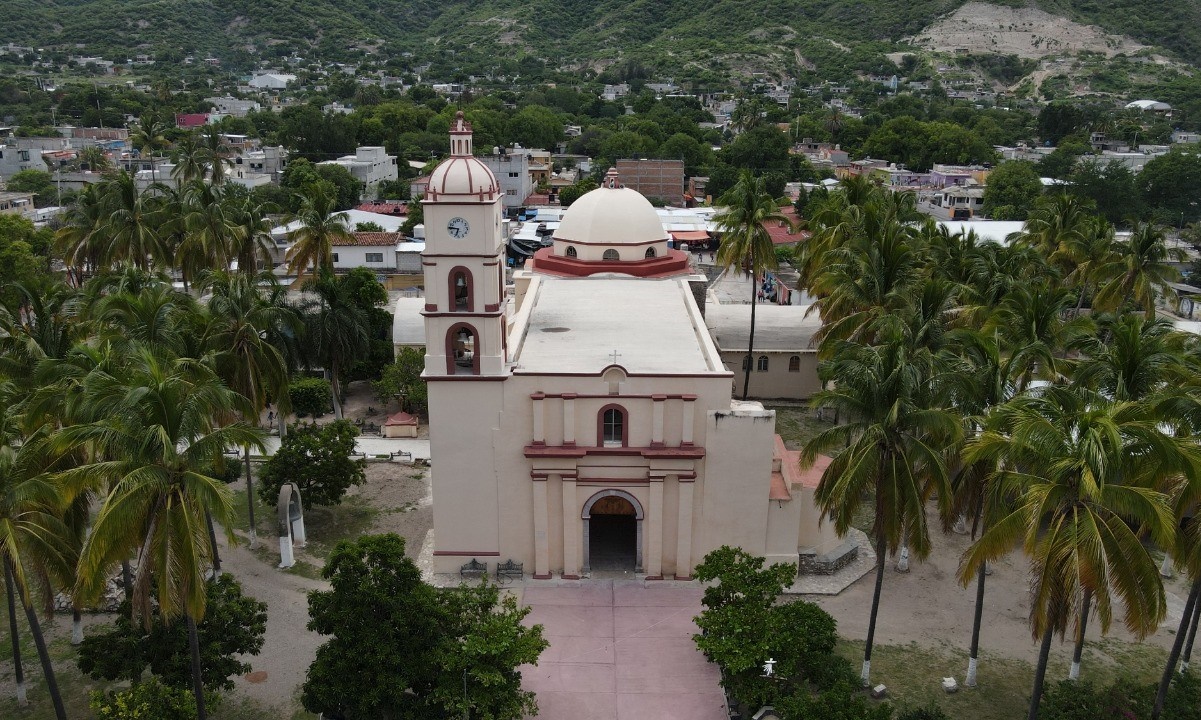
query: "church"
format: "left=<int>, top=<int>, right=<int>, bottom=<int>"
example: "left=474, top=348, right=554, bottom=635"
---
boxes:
left=420, top=113, right=842, bottom=579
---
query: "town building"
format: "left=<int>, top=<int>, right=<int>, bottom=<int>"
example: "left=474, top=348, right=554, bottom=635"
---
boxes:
left=248, top=73, right=296, bottom=90
left=615, top=158, right=685, bottom=206
left=0, top=191, right=36, bottom=219
left=479, top=149, right=533, bottom=209
left=332, top=232, right=403, bottom=271
left=317, top=146, right=398, bottom=193
left=206, top=96, right=262, bottom=117
left=418, top=114, right=843, bottom=580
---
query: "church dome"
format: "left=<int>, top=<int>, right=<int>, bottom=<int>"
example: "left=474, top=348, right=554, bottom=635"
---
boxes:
left=554, top=169, right=667, bottom=246
left=425, top=112, right=499, bottom=202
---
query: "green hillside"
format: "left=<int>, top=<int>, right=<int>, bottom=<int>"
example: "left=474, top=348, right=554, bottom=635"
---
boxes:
left=2, top=0, right=1200, bottom=73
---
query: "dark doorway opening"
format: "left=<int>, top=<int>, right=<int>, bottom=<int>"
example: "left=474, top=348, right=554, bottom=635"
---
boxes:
left=589, top=496, right=637, bottom=573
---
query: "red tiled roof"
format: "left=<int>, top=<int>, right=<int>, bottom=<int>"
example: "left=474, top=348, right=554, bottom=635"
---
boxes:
left=385, top=411, right=418, bottom=426
left=175, top=113, right=209, bottom=128
left=355, top=201, right=408, bottom=216
left=523, top=192, right=554, bottom=206
left=337, top=232, right=403, bottom=247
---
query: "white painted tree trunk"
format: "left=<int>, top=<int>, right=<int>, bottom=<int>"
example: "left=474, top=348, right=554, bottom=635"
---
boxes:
left=953, top=514, right=968, bottom=535
left=16, top=680, right=26, bottom=706
left=71, top=614, right=83, bottom=646
left=861, top=659, right=871, bottom=686
left=966, top=657, right=978, bottom=688
left=1069, top=660, right=1081, bottom=681
left=1160, top=554, right=1174, bottom=578
left=895, top=543, right=910, bottom=573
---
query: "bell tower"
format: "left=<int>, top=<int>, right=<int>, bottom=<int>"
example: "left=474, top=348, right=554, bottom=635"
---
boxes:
left=421, top=112, right=508, bottom=378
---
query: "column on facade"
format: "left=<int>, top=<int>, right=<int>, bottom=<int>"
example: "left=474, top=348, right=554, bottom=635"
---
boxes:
left=675, top=478, right=695, bottom=579
left=561, top=474, right=579, bottom=578
left=651, top=395, right=666, bottom=447
left=532, top=473, right=550, bottom=579
left=646, top=473, right=665, bottom=579
left=682, top=396, right=696, bottom=445
left=531, top=393, right=545, bottom=445
left=562, top=394, right=576, bottom=445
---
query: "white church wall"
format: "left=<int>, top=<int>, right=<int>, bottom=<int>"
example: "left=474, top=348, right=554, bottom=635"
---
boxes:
left=697, top=403, right=777, bottom=561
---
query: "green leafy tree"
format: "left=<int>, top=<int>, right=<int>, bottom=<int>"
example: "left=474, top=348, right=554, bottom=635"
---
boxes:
left=982, top=161, right=1042, bottom=220
left=258, top=420, right=365, bottom=507
left=373, top=346, right=427, bottom=413
left=302, top=534, right=548, bottom=719
left=0, top=214, right=50, bottom=307
left=1138, top=149, right=1201, bottom=224
left=1070, top=159, right=1144, bottom=225
left=558, top=178, right=598, bottom=207
left=77, top=574, right=267, bottom=692
left=355, top=220, right=385, bottom=232
left=506, top=105, right=564, bottom=150
left=5, top=169, right=57, bottom=207
left=725, top=125, right=790, bottom=171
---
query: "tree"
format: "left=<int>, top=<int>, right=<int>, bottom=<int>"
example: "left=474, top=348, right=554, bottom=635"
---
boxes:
left=130, top=114, right=169, bottom=185
left=1093, top=222, right=1184, bottom=317
left=725, top=125, right=790, bottom=171
left=77, top=574, right=267, bottom=692
left=557, top=178, right=597, bottom=207
left=373, top=346, right=427, bottom=413
left=959, top=386, right=1192, bottom=720
left=59, top=351, right=267, bottom=720
left=302, top=534, right=548, bottom=719
left=506, top=105, right=564, bottom=150
left=657, top=132, right=713, bottom=176
left=5, top=169, right=57, bottom=207
left=0, top=214, right=50, bottom=307
left=355, top=220, right=385, bottom=232
left=300, top=269, right=370, bottom=419
left=982, top=161, right=1042, bottom=220
left=284, top=185, right=353, bottom=280
left=258, top=420, right=365, bottom=507
left=713, top=171, right=788, bottom=399
left=802, top=332, right=959, bottom=687
left=1139, top=150, right=1201, bottom=224
left=1070, top=159, right=1143, bottom=225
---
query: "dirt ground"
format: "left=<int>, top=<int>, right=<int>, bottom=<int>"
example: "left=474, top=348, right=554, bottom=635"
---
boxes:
left=273, top=379, right=429, bottom=439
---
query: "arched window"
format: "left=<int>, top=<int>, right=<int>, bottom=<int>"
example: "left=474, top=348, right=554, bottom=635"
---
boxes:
left=603, top=249, right=620, bottom=261
left=788, top=355, right=801, bottom=372
left=644, top=247, right=656, bottom=259
left=445, top=323, right=479, bottom=375
left=565, top=245, right=577, bottom=258
left=598, top=405, right=627, bottom=447
left=757, top=356, right=769, bottom=372
left=449, top=267, right=473, bottom=312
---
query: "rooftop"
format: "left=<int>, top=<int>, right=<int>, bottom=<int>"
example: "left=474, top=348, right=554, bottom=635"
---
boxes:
left=512, top=276, right=719, bottom=375
left=338, top=232, right=404, bottom=247
left=706, top=303, right=822, bottom=352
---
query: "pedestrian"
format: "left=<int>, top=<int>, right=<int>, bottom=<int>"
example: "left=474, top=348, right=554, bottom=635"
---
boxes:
left=267, top=410, right=275, bottom=424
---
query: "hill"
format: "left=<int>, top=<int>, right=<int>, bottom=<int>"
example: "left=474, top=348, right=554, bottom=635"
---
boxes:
left=2, top=0, right=1199, bottom=78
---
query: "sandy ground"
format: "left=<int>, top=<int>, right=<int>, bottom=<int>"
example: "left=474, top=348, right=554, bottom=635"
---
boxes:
left=222, top=461, right=433, bottom=712
left=804, top=519, right=1193, bottom=670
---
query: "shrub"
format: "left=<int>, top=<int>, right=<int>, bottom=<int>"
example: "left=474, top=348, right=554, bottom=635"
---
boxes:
left=289, top=377, right=332, bottom=418
left=90, top=678, right=198, bottom=720
left=896, top=705, right=950, bottom=720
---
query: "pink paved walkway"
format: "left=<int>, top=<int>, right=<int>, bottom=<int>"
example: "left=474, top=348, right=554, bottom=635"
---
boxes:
left=520, top=580, right=727, bottom=720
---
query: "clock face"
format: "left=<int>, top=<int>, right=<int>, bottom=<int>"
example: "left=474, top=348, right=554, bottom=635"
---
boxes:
left=447, top=217, right=470, bottom=239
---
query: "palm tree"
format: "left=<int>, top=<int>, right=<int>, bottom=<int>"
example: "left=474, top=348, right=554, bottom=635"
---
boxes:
left=300, top=270, right=369, bottom=420
left=1052, top=216, right=1118, bottom=315
left=130, top=113, right=169, bottom=185
left=959, top=386, right=1194, bottom=720
left=1017, top=194, right=1091, bottom=265
left=0, top=420, right=72, bottom=719
left=1093, top=222, right=1185, bottom=318
left=176, top=179, right=239, bottom=283
left=802, top=330, right=960, bottom=686
left=101, top=171, right=170, bottom=271
left=200, top=271, right=300, bottom=545
left=986, top=283, right=1084, bottom=390
left=227, top=195, right=278, bottom=275
left=55, top=183, right=109, bottom=285
left=56, top=350, right=266, bottom=719
left=172, top=133, right=208, bottom=185
left=713, top=171, right=790, bottom=399
left=78, top=145, right=110, bottom=174
left=284, top=186, right=352, bottom=281
left=200, top=127, right=234, bottom=185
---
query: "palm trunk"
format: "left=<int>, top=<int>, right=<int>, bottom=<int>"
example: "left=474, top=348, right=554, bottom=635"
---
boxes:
left=966, top=561, right=987, bottom=687
left=895, top=534, right=910, bottom=573
left=861, top=533, right=886, bottom=686
left=1182, top=591, right=1201, bottom=671
left=1069, top=590, right=1091, bottom=680
left=742, top=248, right=756, bottom=401
left=1028, top=625, right=1055, bottom=720
left=11, top=560, right=67, bottom=720
left=71, top=608, right=83, bottom=645
left=1153, top=579, right=1201, bottom=719
left=1160, top=553, right=1174, bottom=578
left=205, top=510, right=222, bottom=574
left=4, top=560, right=27, bottom=705
left=329, top=366, right=344, bottom=420
left=187, top=614, right=209, bottom=720
left=244, top=445, right=257, bottom=548
left=120, top=559, right=133, bottom=604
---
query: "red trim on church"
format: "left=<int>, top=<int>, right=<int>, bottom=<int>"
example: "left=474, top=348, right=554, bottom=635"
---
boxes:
left=523, top=445, right=706, bottom=459
left=528, top=247, right=694, bottom=278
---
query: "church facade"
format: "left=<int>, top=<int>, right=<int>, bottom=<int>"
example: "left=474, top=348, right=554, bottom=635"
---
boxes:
left=422, top=114, right=838, bottom=579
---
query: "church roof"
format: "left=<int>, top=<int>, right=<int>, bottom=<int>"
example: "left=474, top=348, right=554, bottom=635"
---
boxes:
left=706, top=303, right=822, bottom=352
left=553, top=170, right=668, bottom=247
left=511, top=276, right=723, bottom=375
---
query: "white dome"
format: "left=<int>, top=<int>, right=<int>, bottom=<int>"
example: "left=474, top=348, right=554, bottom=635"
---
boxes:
left=427, top=156, right=499, bottom=200
left=555, top=185, right=667, bottom=246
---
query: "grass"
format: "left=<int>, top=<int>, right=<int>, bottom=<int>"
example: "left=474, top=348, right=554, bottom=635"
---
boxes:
left=834, top=635, right=1171, bottom=720
left=765, top=403, right=832, bottom=451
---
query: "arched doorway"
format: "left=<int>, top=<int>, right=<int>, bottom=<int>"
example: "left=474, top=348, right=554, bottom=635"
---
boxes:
left=582, top=490, right=643, bottom=575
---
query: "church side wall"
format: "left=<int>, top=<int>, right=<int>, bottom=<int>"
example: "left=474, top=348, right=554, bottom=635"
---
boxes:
left=696, top=408, right=776, bottom=561
left=719, top=350, right=821, bottom=400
